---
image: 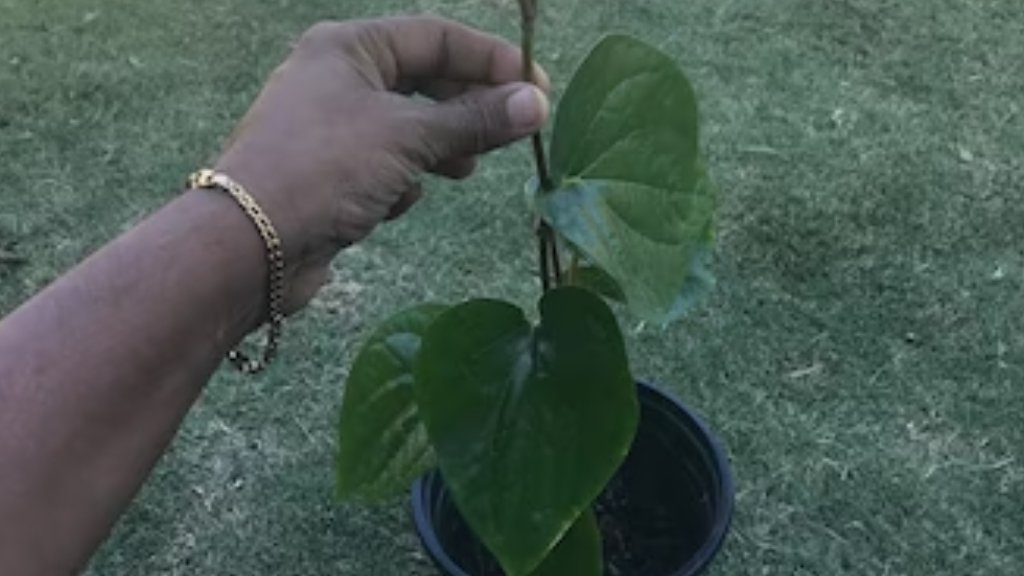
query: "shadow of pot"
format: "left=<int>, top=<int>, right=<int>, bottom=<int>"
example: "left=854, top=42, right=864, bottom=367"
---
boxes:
left=412, top=381, right=734, bottom=575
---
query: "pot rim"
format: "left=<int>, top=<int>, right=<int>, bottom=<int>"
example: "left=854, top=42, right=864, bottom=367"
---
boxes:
left=639, top=380, right=734, bottom=575
left=411, top=380, right=734, bottom=576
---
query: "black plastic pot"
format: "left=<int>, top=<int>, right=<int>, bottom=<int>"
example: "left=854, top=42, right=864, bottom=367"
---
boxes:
left=411, top=381, right=734, bottom=576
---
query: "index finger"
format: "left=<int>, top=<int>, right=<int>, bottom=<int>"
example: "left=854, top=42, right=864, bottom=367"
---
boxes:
left=351, top=16, right=550, bottom=91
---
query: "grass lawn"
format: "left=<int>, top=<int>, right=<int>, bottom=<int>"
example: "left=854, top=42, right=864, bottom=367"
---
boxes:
left=2, top=0, right=1023, bottom=574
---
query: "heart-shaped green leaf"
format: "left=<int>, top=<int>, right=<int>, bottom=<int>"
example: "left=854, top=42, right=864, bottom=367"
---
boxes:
left=543, top=34, right=715, bottom=325
left=567, top=262, right=626, bottom=303
left=415, top=287, right=636, bottom=576
left=336, top=304, right=448, bottom=501
left=528, top=507, right=602, bottom=576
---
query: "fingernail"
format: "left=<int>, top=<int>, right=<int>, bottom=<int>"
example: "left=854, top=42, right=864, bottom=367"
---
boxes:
left=532, top=64, right=552, bottom=92
left=507, top=85, right=549, bottom=131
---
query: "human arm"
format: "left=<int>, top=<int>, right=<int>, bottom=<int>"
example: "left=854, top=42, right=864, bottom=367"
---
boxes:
left=0, top=16, right=549, bottom=575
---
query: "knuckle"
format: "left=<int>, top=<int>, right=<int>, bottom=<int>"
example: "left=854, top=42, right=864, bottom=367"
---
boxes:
left=353, top=20, right=391, bottom=57
left=453, top=99, right=496, bottom=153
left=393, top=106, right=443, bottom=166
left=299, top=21, right=335, bottom=44
left=296, top=21, right=354, bottom=54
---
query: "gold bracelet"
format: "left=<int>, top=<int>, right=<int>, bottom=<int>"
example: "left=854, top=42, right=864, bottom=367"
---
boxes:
left=186, top=169, right=285, bottom=375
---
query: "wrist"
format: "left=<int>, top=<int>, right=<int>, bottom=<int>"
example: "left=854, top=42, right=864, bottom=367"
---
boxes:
left=213, top=151, right=325, bottom=265
left=212, top=153, right=346, bottom=313
left=175, top=190, right=268, bottom=337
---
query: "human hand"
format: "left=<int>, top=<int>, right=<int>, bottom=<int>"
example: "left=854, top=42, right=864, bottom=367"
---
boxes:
left=214, top=16, right=550, bottom=310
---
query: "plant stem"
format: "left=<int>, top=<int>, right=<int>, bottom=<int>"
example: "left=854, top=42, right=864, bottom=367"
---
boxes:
left=538, top=230, right=551, bottom=292
left=547, top=228, right=562, bottom=283
left=519, top=0, right=563, bottom=291
left=518, top=0, right=553, bottom=193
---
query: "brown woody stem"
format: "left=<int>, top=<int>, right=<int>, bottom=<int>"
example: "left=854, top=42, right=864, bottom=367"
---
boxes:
left=519, top=0, right=562, bottom=291
left=518, top=0, right=553, bottom=193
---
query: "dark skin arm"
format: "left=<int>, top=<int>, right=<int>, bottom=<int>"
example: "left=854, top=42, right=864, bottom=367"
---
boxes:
left=0, top=17, right=549, bottom=575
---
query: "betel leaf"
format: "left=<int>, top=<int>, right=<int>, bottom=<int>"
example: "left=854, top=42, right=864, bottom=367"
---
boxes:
left=568, top=262, right=626, bottom=303
left=542, top=34, right=715, bottom=325
left=528, top=508, right=602, bottom=576
left=414, top=287, right=637, bottom=576
left=667, top=209, right=715, bottom=320
left=336, top=304, right=448, bottom=501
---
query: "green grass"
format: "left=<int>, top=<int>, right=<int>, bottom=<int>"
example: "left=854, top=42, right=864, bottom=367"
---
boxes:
left=2, top=0, right=1023, bottom=574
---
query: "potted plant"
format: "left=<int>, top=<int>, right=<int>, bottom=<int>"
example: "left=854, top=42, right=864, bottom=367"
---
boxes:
left=336, top=2, right=733, bottom=574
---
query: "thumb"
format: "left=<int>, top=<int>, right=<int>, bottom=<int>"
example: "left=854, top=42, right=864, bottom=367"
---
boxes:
left=416, top=82, right=549, bottom=160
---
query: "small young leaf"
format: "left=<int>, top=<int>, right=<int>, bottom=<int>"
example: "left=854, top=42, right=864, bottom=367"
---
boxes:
left=568, top=263, right=626, bottom=303
left=544, top=34, right=715, bottom=325
left=336, top=304, right=448, bottom=502
left=528, top=507, right=602, bottom=576
left=415, top=288, right=637, bottom=576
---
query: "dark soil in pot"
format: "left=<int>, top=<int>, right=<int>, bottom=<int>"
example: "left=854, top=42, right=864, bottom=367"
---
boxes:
left=412, top=381, right=734, bottom=576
